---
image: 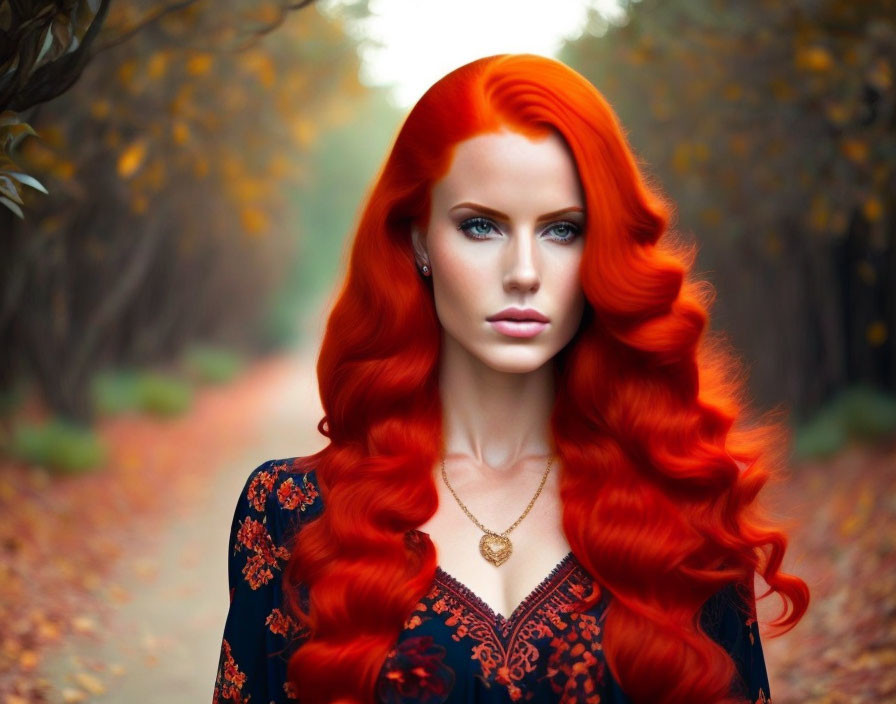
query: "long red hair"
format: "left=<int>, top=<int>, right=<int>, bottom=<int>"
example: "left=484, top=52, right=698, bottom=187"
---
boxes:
left=281, top=53, right=809, bottom=703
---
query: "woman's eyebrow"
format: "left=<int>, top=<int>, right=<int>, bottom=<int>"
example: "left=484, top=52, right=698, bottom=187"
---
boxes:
left=449, top=202, right=584, bottom=222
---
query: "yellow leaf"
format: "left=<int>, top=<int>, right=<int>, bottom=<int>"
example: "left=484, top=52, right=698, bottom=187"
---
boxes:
left=825, top=101, right=850, bottom=126
left=290, top=118, right=317, bottom=147
left=172, top=120, right=190, bottom=145
left=61, top=688, right=87, bottom=703
left=186, top=53, right=213, bottom=76
left=769, top=77, right=794, bottom=101
left=193, top=155, right=209, bottom=179
left=19, top=649, right=39, bottom=670
left=73, top=672, right=106, bottom=695
left=130, top=193, right=148, bottom=214
left=54, top=160, right=75, bottom=182
left=240, top=206, right=268, bottom=235
left=868, top=58, right=892, bottom=91
left=245, top=51, right=277, bottom=88
left=147, top=51, right=168, bottom=80
left=671, top=143, right=690, bottom=174
left=841, top=138, right=868, bottom=163
left=867, top=321, right=887, bottom=347
left=862, top=196, right=883, bottom=222
left=808, top=195, right=829, bottom=231
left=117, top=58, right=137, bottom=87
left=723, top=83, right=743, bottom=101
left=796, top=46, right=834, bottom=72
left=71, top=615, right=97, bottom=634
left=118, top=140, right=147, bottom=179
left=90, top=100, right=111, bottom=119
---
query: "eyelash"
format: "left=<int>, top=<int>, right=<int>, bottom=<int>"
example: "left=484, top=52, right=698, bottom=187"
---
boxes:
left=457, top=217, right=582, bottom=243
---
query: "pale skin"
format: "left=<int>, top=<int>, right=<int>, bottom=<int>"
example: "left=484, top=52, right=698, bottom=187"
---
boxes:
left=410, top=127, right=587, bottom=620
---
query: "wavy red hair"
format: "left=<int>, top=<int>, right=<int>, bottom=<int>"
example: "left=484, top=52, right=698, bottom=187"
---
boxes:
left=281, top=53, right=809, bottom=703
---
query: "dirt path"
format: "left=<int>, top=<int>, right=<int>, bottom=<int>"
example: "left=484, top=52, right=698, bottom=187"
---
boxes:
left=15, top=337, right=894, bottom=703
left=34, top=345, right=326, bottom=704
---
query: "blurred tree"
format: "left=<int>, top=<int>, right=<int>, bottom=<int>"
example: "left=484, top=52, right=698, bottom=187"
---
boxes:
left=0, top=0, right=370, bottom=422
left=561, top=0, right=896, bottom=420
left=0, top=0, right=317, bottom=218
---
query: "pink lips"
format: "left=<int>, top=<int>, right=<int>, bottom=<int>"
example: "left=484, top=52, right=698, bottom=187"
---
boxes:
left=486, top=307, right=550, bottom=338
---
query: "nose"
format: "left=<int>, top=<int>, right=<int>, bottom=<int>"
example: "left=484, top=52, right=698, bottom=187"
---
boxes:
left=502, top=228, right=540, bottom=292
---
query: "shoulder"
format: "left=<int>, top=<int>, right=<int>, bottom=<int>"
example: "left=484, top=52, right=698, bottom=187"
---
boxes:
left=238, top=457, right=324, bottom=522
left=228, top=457, right=324, bottom=591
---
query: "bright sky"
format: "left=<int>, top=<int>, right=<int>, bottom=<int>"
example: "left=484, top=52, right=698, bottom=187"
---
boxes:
left=319, top=0, right=627, bottom=107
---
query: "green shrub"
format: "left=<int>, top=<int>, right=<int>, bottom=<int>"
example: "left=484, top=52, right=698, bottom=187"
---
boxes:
left=91, top=368, right=142, bottom=415
left=135, top=372, right=193, bottom=417
left=181, top=345, right=245, bottom=385
left=10, top=418, right=106, bottom=475
left=835, top=384, right=896, bottom=441
left=793, top=384, right=896, bottom=461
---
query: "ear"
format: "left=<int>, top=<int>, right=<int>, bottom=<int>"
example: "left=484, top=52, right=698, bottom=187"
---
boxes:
left=411, top=224, right=429, bottom=265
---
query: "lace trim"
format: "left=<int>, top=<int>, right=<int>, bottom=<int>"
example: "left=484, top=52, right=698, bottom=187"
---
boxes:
left=433, top=551, right=579, bottom=626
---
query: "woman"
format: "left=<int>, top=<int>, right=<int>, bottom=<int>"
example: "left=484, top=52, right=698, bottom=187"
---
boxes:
left=213, top=53, right=809, bottom=704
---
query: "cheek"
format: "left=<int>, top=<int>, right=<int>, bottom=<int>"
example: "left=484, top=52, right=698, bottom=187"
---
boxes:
left=555, top=270, right=586, bottom=331
left=432, top=254, right=487, bottom=325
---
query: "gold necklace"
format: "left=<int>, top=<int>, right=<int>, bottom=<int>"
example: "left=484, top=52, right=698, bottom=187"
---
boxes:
left=440, top=454, right=554, bottom=567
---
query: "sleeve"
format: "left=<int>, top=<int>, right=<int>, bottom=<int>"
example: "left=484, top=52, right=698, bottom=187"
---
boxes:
left=213, top=460, right=315, bottom=704
left=699, top=578, right=772, bottom=704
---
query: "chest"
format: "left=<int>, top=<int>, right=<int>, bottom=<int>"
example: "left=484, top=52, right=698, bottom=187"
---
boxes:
left=415, top=469, right=571, bottom=621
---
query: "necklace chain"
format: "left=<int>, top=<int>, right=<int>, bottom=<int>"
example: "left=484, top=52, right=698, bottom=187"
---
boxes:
left=440, top=454, right=555, bottom=565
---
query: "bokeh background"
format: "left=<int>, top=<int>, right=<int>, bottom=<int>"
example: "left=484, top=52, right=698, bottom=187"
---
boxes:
left=1, top=0, right=895, bottom=701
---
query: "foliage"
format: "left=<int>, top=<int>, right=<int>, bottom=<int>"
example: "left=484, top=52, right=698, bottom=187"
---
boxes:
left=793, top=383, right=896, bottom=459
left=2, top=0, right=369, bottom=422
left=560, top=0, right=896, bottom=418
left=0, top=0, right=111, bottom=112
left=0, top=110, right=48, bottom=218
left=9, top=417, right=107, bottom=474
left=133, top=371, right=193, bottom=417
left=181, top=344, right=245, bottom=384
left=91, top=368, right=141, bottom=414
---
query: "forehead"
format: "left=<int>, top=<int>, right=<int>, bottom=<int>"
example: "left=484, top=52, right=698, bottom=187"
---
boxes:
left=431, top=128, right=584, bottom=208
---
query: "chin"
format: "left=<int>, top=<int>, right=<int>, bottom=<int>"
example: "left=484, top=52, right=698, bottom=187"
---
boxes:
left=477, top=348, right=556, bottom=374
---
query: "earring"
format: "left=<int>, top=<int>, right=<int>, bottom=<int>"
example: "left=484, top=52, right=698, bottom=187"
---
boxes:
left=420, top=263, right=431, bottom=276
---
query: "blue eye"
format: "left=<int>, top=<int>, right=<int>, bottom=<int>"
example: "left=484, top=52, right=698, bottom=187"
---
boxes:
left=457, top=217, right=583, bottom=243
left=458, top=217, right=496, bottom=239
left=547, top=222, right=581, bottom=242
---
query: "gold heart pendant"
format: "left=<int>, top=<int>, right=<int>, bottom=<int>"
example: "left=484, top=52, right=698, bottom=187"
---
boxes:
left=479, top=533, right=512, bottom=566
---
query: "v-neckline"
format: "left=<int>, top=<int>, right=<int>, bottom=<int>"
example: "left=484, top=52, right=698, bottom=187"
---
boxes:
left=434, top=550, right=577, bottom=625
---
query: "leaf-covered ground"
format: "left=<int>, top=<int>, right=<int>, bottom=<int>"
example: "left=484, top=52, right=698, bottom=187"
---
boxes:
left=759, top=440, right=896, bottom=702
left=0, top=350, right=893, bottom=702
left=0, top=351, right=321, bottom=703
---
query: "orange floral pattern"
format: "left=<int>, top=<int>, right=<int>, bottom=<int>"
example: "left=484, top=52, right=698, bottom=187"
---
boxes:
left=214, top=459, right=774, bottom=703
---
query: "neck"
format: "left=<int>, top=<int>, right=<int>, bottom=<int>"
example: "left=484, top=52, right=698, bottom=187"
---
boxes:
left=437, top=331, right=555, bottom=474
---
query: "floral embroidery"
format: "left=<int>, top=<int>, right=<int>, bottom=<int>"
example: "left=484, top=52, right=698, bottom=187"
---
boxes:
left=246, top=466, right=281, bottom=512
left=543, top=610, right=606, bottom=703
left=377, top=635, right=455, bottom=703
left=402, top=554, right=606, bottom=702
left=283, top=681, right=300, bottom=700
left=213, top=638, right=249, bottom=704
left=234, top=515, right=291, bottom=589
left=266, top=607, right=303, bottom=638
left=218, top=463, right=774, bottom=703
left=276, top=473, right=319, bottom=511
left=246, top=461, right=319, bottom=513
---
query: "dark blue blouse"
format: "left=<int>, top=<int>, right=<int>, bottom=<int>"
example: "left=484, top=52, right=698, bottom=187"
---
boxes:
left=213, top=458, right=773, bottom=703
